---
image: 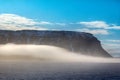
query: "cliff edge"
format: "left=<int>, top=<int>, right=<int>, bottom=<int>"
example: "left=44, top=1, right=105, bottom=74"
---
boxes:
left=0, top=30, right=112, bottom=57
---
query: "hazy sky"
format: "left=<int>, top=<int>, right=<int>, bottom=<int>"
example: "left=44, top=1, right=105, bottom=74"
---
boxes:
left=0, top=0, right=120, bottom=57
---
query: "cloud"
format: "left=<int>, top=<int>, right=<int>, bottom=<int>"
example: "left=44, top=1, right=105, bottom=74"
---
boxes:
left=0, top=14, right=38, bottom=25
left=78, top=21, right=109, bottom=28
left=39, top=21, right=53, bottom=25
left=104, top=40, right=120, bottom=43
left=103, top=43, right=120, bottom=48
left=76, top=21, right=120, bottom=56
left=0, top=13, right=66, bottom=30
left=0, top=13, right=119, bottom=35
left=55, top=23, right=66, bottom=26
left=0, top=14, right=47, bottom=30
left=76, top=21, right=109, bottom=35
left=76, top=28, right=109, bottom=35
left=105, top=25, right=120, bottom=30
left=39, top=21, right=66, bottom=26
left=76, top=21, right=120, bottom=35
left=106, top=48, right=120, bottom=57
left=102, top=43, right=120, bottom=57
left=78, top=21, right=120, bottom=30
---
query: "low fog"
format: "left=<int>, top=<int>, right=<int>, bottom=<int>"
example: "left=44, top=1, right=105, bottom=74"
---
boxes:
left=0, top=44, right=119, bottom=63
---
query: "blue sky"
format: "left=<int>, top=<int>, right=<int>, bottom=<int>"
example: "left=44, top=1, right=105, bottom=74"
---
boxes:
left=0, top=0, right=120, bottom=23
left=0, top=0, right=120, bottom=57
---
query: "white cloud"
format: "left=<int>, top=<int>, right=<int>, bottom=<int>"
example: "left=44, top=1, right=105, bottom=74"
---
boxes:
left=103, top=43, right=120, bottom=48
left=0, top=14, right=47, bottom=30
left=104, top=40, right=120, bottom=43
left=102, top=43, right=120, bottom=57
left=0, top=13, right=119, bottom=33
left=55, top=23, right=66, bottom=26
left=79, top=21, right=109, bottom=28
left=77, top=20, right=120, bottom=56
left=105, top=25, right=120, bottom=30
left=76, top=21, right=120, bottom=35
left=39, top=21, right=53, bottom=25
left=0, top=13, right=66, bottom=30
left=0, top=14, right=38, bottom=25
left=78, top=21, right=120, bottom=30
left=39, top=21, right=66, bottom=26
left=76, top=28, right=109, bottom=35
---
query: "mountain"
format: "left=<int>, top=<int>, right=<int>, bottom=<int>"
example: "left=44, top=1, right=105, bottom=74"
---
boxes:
left=0, top=30, right=112, bottom=57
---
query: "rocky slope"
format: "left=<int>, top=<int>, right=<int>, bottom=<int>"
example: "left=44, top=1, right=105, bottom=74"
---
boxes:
left=0, top=30, right=112, bottom=57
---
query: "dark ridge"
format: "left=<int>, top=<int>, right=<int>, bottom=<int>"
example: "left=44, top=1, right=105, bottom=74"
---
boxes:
left=0, top=30, right=112, bottom=57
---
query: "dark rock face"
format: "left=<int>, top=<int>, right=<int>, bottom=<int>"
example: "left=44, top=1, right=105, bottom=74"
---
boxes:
left=0, top=30, right=112, bottom=57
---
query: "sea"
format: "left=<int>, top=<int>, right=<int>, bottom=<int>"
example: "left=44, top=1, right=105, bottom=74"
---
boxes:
left=0, top=61, right=120, bottom=80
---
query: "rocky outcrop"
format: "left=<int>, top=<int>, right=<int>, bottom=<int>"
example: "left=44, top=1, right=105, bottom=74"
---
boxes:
left=0, top=30, right=112, bottom=57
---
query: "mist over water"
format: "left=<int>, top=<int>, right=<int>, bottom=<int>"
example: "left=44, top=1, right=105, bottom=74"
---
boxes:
left=0, top=44, right=119, bottom=63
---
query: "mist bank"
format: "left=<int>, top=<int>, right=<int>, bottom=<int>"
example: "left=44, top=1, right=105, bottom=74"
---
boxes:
left=0, top=30, right=111, bottom=57
left=0, top=44, right=119, bottom=63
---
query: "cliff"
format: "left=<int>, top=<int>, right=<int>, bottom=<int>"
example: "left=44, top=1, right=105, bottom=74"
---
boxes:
left=0, top=30, right=112, bottom=57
